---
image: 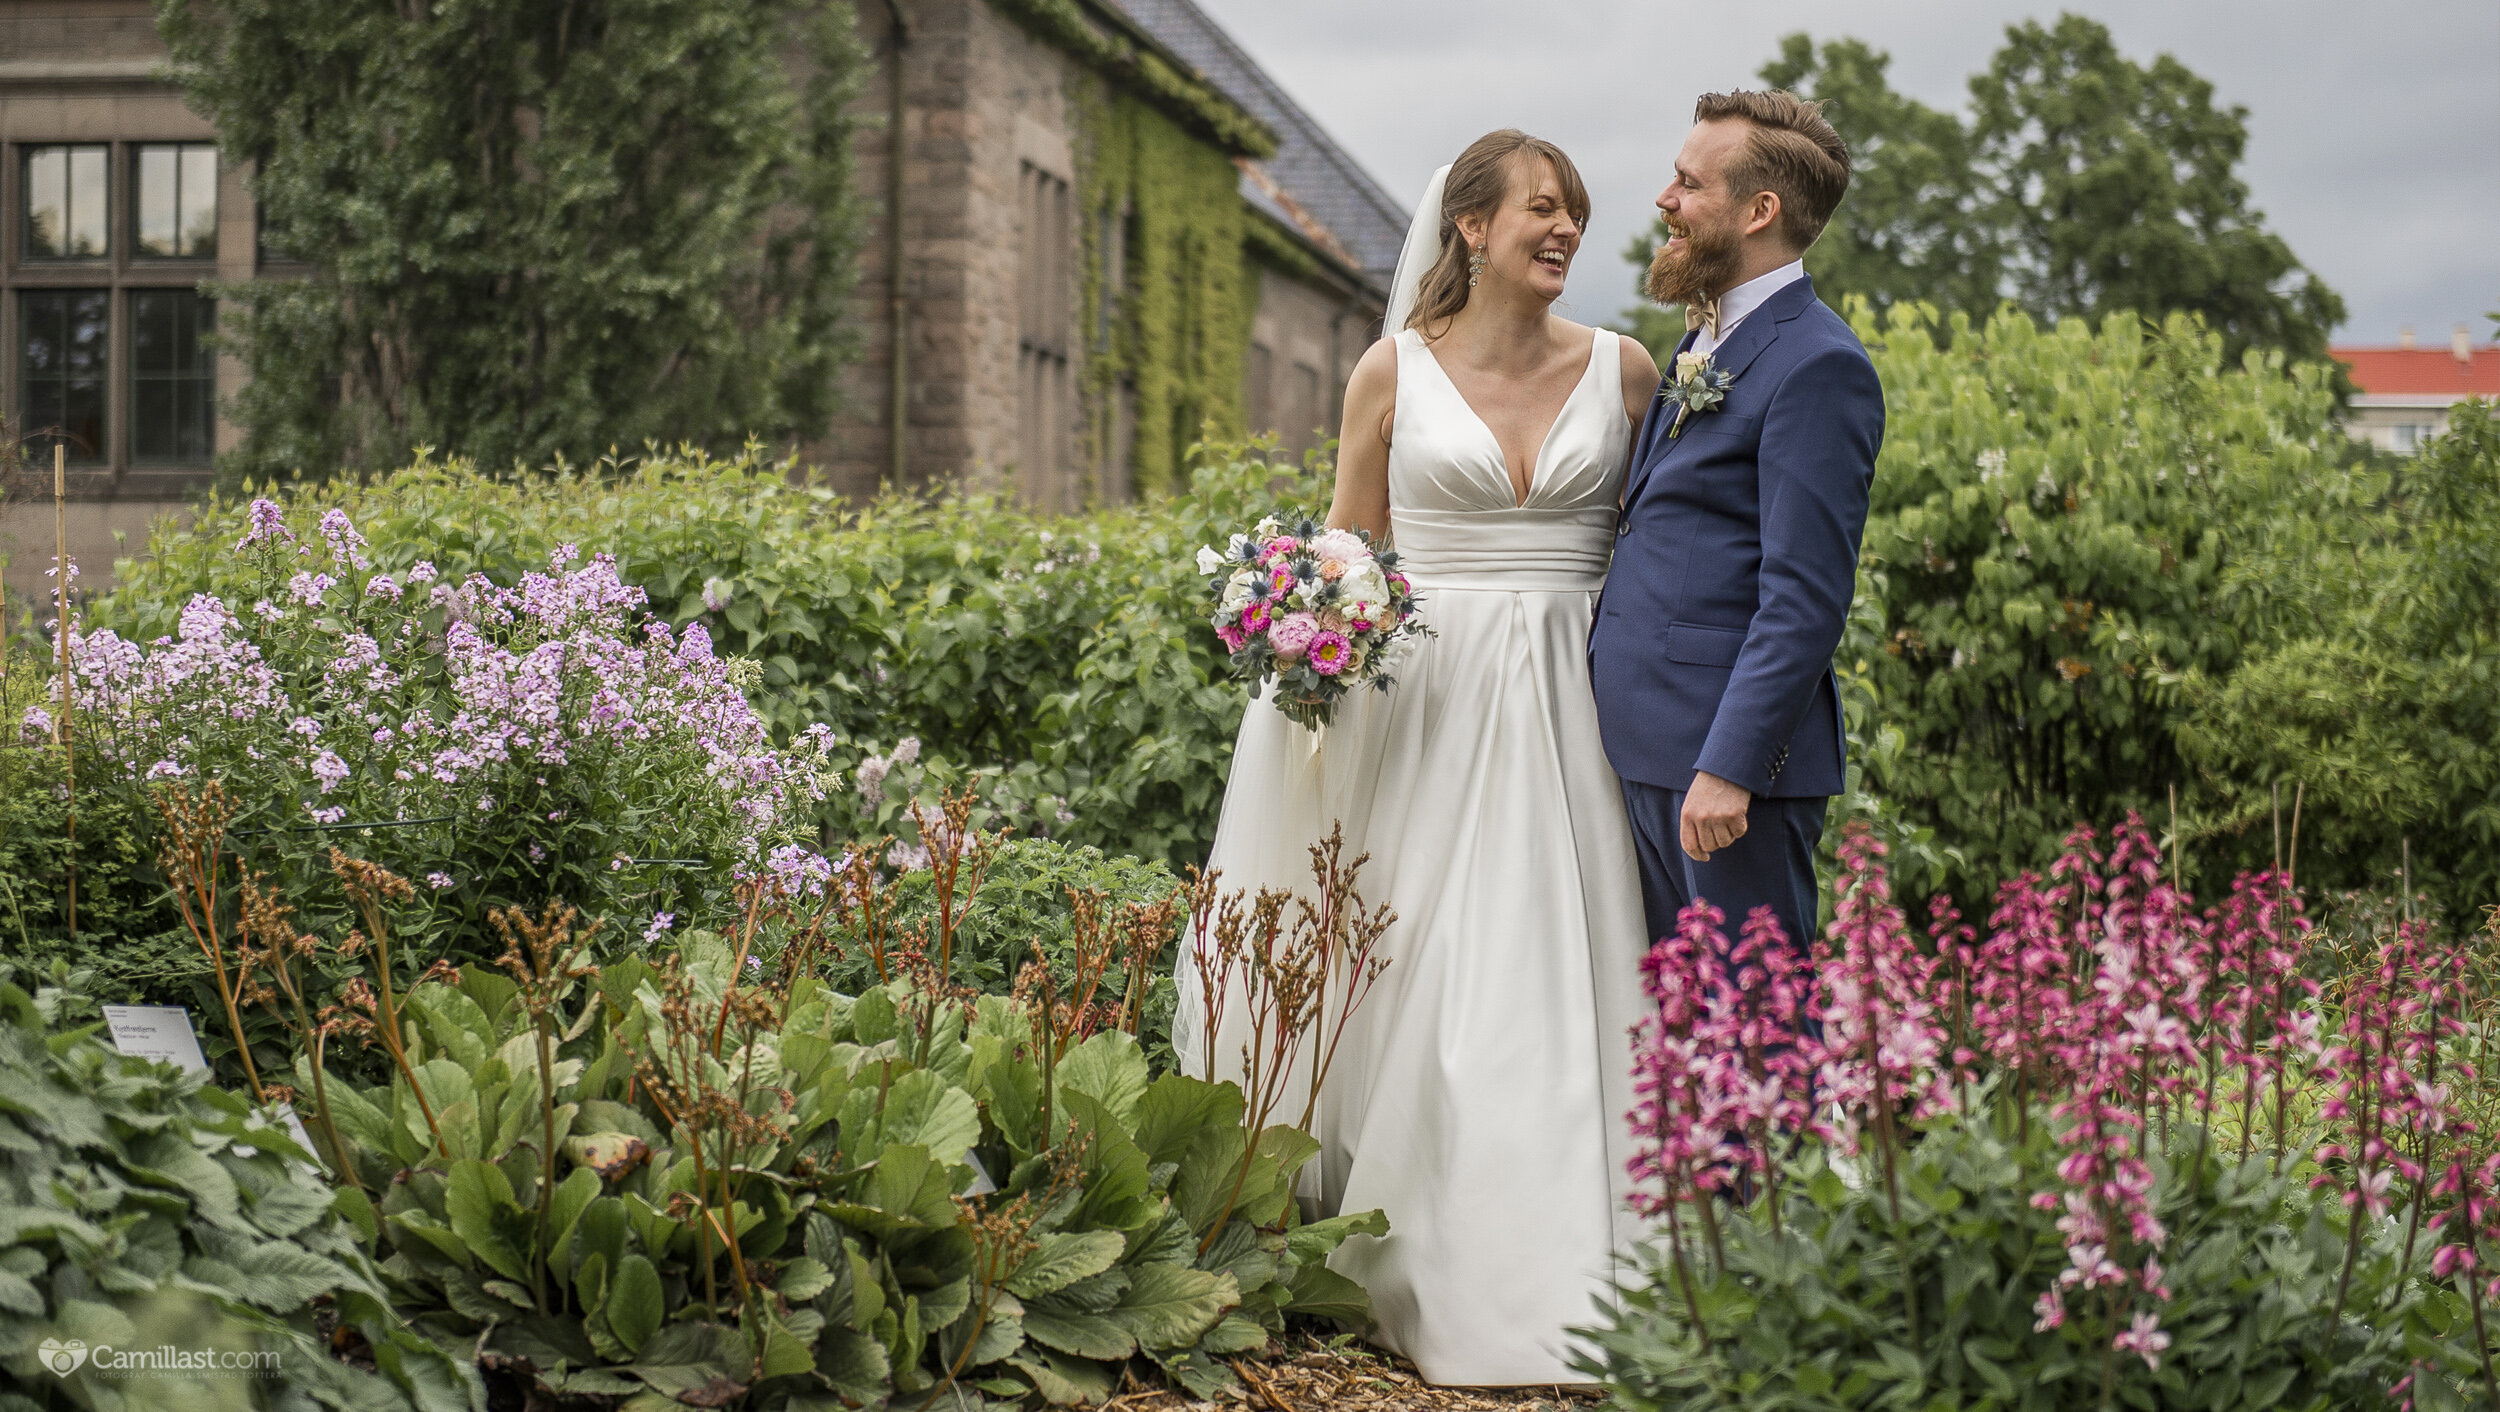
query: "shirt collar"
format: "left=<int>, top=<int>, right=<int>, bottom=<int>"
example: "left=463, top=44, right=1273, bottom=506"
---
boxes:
left=1710, top=259, right=1805, bottom=342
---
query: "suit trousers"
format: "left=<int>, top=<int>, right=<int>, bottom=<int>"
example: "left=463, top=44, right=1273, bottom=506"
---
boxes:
left=1619, top=779, right=1827, bottom=952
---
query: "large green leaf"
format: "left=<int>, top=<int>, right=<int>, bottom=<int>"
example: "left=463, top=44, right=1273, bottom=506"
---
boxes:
left=1108, top=1265, right=1236, bottom=1352
left=223, top=1240, right=354, bottom=1310
left=843, top=1068, right=979, bottom=1166
left=1021, top=1304, right=1135, bottom=1361
left=1284, top=1207, right=1387, bottom=1266
left=1011, top=1348, right=1116, bottom=1405
left=1007, top=1230, right=1127, bottom=1300
left=1280, top=1261, right=1371, bottom=1326
left=607, top=1252, right=665, bottom=1354
left=1052, top=1030, right=1148, bottom=1129
left=1131, top=1073, right=1243, bottom=1167
left=444, top=1157, right=530, bottom=1284
left=1057, top=1091, right=1154, bottom=1232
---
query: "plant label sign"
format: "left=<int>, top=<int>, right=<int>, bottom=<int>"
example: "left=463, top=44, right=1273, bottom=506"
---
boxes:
left=102, top=1004, right=211, bottom=1074
left=102, top=1004, right=323, bottom=1166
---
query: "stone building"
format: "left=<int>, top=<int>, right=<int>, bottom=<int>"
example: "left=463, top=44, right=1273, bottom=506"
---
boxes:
left=0, top=0, right=1403, bottom=599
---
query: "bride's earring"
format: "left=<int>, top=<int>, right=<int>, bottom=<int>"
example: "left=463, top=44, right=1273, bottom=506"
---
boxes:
left=1468, top=243, right=1486, bottom=288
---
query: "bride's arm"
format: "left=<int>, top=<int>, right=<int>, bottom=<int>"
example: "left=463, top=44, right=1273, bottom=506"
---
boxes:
left=1325, top=337, right=1398, bottom=539
left=1618, top=333, right=1662, bottom=435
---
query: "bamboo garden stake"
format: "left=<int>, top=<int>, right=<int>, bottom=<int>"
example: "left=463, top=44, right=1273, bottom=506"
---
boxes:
left=53, top=442, right=77, bottom=938
left=53, top=443, right=66, bottom=744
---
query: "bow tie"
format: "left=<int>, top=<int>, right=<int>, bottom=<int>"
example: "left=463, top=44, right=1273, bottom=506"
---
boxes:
left=1685, top=298, right=1722, bottom=341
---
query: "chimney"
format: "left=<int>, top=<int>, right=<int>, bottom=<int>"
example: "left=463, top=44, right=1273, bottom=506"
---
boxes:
left=2455, top=323, right=2473, bottom=363
left=2398, top=326, right=2416, bottom=350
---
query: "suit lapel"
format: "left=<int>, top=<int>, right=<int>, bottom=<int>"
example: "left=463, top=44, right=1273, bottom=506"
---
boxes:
left=1626, top=327, right=1696, bottom=494
left=1623, top=276, right=1819, bottom=512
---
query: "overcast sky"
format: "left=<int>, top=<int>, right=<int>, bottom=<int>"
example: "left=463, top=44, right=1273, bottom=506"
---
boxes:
left=1191, top=0, right=2500, bottom=347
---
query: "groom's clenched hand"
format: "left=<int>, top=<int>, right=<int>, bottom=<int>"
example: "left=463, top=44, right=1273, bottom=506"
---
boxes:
left=1680, top=772, right=1753, bottom=862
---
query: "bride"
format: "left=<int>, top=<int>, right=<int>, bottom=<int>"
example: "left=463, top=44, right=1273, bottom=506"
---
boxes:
left=1175, top=130, right=1660, bottom=1386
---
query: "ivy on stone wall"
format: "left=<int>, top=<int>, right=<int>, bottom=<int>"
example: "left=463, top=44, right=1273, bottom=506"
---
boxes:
left=1073, top=87, right=1256, bottom=498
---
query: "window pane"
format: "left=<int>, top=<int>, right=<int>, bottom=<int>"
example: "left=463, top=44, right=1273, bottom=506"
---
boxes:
left=67, top=147, right=107, bottom=256
left=180, top=146, right=218, bottom=256
left=137, top=145, right=178, bottom=255
left=132, top=291, right=215, bottom=462
left=24, top=145, right=108, bottom=259
left=21, top=290, right=110, bottom=463
left=135, top=144, right=217, bottom=258
left=25, top=147, right=65, bottom=257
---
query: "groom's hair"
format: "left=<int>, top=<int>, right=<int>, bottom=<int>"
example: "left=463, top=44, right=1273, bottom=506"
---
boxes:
left=1693, top=90, right=1850, bottom=251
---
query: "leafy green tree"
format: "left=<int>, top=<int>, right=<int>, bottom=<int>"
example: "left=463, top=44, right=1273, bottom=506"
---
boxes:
left=1970, top=15, right=2345, bottom=366
left=1759, top=35, right=2000, bottom=322
left=2182, top=400, right=2500, bottom=922
left=1623, top=16, right=2344, bottom=367
left=156, top=0, right=868, bottom=478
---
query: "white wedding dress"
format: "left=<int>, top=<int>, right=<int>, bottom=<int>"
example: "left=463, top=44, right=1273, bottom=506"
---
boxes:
left=1174, top=322, right=1651, bottom=1385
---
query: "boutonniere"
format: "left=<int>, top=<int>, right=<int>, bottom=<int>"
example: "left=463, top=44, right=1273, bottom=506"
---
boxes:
left=1659, top=350, right=1735, bottom=438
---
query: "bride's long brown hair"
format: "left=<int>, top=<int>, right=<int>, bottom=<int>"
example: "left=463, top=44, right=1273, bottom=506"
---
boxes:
left=1406, top=130, right=1590, bottom=335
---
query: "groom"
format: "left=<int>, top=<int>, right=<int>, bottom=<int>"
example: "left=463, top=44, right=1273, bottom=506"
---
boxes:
left=1591, top=90, right=1883, bottom=955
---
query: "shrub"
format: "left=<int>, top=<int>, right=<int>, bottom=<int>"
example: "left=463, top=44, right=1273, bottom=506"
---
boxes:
left=837, top=837, right=1191, bottom=1072
left=0, top=692, right=190, bottom=1002
left=94, top=443, right=1316, bottom=868
left=0, top=961, right=476, bottom=1411
left=66, top=506, right=840, bottom=983
left=2181, top=398, right=2500, bottom=926
left=1843, top=302, right=2346, bottom=912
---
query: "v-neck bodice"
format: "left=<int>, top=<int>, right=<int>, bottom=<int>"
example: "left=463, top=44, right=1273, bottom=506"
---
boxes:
left=1387, top=326, right=1628, bottom=591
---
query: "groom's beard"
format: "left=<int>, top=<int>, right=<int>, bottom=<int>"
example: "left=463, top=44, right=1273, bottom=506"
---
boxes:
left=1644, top=218, right=1745, bottom=310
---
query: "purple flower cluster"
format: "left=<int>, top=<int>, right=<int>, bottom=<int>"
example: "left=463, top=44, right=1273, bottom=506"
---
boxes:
left=72, top=502, right=841, bottom=887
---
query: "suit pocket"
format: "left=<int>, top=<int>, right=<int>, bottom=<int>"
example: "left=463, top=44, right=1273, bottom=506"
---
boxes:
left=1680, top=411, right=1761, bottom=442
left=1664, top=620, right=1746, bottom=667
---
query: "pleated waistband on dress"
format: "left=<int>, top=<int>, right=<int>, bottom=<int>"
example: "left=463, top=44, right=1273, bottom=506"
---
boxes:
left=1388, top=506, right=1617, bottom=593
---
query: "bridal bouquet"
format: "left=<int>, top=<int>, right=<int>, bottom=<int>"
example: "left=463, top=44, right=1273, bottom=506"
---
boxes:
left=1197, top=513, right=1426, bottom=731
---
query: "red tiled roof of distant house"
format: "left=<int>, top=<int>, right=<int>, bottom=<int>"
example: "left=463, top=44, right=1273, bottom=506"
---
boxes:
left=2332, top=346, right=2500, bottom=400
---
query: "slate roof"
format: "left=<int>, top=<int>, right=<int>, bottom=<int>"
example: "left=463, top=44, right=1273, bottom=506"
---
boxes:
left=1101, top=0, right=1407, bottom=298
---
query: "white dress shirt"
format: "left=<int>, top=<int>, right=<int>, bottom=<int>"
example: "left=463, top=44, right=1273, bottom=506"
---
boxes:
left=1691, top=258, right=1805, bottom=357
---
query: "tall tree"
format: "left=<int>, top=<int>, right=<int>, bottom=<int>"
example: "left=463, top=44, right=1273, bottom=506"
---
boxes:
left=1622, top=15, right=2344, bottom=367
left=157, top=0, right=869, bottom=477
left=1760, top=35, right=2000, bottom=322
left=1970, top=15, right=2344, bottom=364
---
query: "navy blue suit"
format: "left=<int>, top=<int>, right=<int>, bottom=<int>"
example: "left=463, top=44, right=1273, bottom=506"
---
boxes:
left=1590, top=274, right=1882, bottom=949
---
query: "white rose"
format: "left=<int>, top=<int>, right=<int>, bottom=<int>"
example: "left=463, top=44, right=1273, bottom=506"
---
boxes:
left=1220, top=572, right=1255, bottom=612
left=1675, top=351, right=1709, bottom=380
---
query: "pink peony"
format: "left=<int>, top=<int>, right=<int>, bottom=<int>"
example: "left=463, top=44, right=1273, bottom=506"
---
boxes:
left=1268, top=612, right=1319, bottom=661
left=1265, top=535, right=1299, bottom=559
left=1309, top=528, right=1367, bottom=566
left=1307, top=630, right=1352, bottom=676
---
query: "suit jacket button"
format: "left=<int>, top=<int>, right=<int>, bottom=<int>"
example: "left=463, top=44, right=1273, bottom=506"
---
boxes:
left=1615, top=520, right=1630, bottom=538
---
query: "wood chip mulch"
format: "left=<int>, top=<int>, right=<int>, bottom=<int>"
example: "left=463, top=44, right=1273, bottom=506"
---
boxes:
left=1107, top=1336, right=1608, bottom=1412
